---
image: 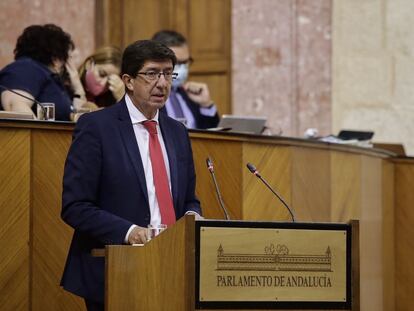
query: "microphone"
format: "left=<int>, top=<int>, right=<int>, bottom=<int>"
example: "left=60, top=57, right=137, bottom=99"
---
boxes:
left=0, top=84, right=45, bottom=116
left=206, top=157, right=230, bottom=220
left=246, top=162, right=295, bottom=222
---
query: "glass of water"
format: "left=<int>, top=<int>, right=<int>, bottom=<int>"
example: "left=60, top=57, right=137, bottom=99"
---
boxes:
left=147, top=224, right=167, bottom=241
left=37, top=102, right=55, bottom=121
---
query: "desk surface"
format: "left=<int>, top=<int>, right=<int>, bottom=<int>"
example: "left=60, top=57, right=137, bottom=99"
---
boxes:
left=0, top=118, right=396, bottom=159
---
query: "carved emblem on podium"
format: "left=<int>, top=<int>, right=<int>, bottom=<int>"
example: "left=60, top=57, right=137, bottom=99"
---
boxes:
left=216, top=243, right=332, bottom=272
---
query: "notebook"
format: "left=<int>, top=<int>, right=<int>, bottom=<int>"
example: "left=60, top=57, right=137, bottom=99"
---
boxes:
left=337, top=130, right=374, bottom=141
left=0, top=110, right=34, bottom=120
left=213, top=114, right=267, bottom=135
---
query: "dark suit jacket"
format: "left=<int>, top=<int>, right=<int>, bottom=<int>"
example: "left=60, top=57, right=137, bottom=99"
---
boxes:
left=60, top=98, right=201, bottom=303
left=160, top=87, right=219, bottom=129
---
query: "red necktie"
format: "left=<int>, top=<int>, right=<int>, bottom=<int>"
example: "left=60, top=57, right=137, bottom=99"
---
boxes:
left=142, top=120, right=176, bottom=225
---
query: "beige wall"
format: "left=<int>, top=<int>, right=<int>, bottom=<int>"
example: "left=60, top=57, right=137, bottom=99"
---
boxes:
left=0, top=0, right=95, bottom=68
left=232, top=0, right=332, bottom=137
left=1, top=0, right=414, bottom=157
left=332, top=0, right=414, bottom=155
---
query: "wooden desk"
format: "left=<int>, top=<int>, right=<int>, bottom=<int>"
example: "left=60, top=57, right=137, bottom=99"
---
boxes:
left=0, top=119, right=407, bottom=311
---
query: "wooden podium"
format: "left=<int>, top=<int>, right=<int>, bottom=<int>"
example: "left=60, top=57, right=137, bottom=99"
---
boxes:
left=104, top=216, right=359, bottom=310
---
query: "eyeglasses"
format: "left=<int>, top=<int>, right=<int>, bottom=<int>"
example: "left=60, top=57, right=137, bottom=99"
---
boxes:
left=136, top=71, right=178, bottom=82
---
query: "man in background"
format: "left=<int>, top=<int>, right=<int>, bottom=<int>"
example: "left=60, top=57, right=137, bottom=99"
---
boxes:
left=60, top=40, right=201, bottom=310
left=152, top=30, right=219, bottom=129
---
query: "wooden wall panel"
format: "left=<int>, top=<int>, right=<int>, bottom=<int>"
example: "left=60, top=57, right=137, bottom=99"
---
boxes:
left=122, top=0, right=188, bottom=44
left=0, top=121, right=402, bottom=311
left=331, top=153, right=392, bottom=311
left=189, top=0, right=231, bottom=115
left=95, top=0, right=123, bottom=48
left=243, top=144, right=291, bottom=221
left=191, top=135, right=243, bottom=220
left=359, top=156, right=383, bottom=311
left=0, top=130, right=30, bottom=310
left=189, top=0, right=230, bottom=70
left=330, top=152, right=361, bottom=221
left=381, top=160, right=395, bottom=311
left=291, top=147, right=331, bottom=222
left=31, top=131, right=84, bottom=310
left=96, top=0, right=231, bottom=116
left=394, top=161, right=414, bottom=311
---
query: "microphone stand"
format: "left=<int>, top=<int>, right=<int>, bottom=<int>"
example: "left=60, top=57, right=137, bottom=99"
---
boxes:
left=206, top=157, right=230, bottom=220
left=247, top=162, right=295, bottom=222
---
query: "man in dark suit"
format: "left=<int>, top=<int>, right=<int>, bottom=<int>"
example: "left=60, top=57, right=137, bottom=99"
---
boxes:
left=152, top=30, right=220, bottom=129
left=60, top=40, right=202, bottom=311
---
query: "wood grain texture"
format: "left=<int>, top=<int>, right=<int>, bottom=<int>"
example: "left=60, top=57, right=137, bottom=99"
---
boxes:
left=31, top=130, right=84, bottom=310
left=243, top=144, right=291, bottom=221
left=330, top=152, right=391, bottom=311
left=0, top=129, right=30, bottom=310
left=351, top=220, right=360, bottom=311
left=381, top=160, right=394, bottom=311
left=359, top=156, right=383, bottom=311
left=292, top=147, right=331, bottom=222
left=95, top=0, right=123, bottom=47
left=106, top=216, right=195, bottom=310
left=394, top=161, right=414, bottom=311
left=191, top=137, right=243, bottom=220
left=95, top=0, right=232, bottom=116
left=0, top=121, right=404, bottom=311
left=330, top=152, right=361, bottom=222
left=189, top=0, right=230, bottom=71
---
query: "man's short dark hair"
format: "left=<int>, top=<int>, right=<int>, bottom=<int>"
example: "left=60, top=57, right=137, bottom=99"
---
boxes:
left=14, top=24, right=74, bottom=66
left=121, top=40, right=177, bottom=76
left=151, top=30, right=187, bottom=48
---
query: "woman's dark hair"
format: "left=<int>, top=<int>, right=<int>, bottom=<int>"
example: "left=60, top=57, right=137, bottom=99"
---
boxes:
left=121, top=40, right=176, bottom=77
left=14, top=24, right=75, bottom=66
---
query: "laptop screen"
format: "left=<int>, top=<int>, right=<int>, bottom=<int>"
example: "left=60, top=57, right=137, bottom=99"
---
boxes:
left=216, top=115, right=267, bottom=134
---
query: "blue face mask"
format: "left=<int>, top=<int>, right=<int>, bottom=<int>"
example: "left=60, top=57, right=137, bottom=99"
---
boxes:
left=172, top=63, right=189, bottom=89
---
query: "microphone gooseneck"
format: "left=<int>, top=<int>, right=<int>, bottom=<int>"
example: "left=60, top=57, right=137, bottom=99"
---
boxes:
left=206, top=157, right=230, bottom=220
left=246, top=162, right=295, bottom=222
left=0, top=84, right=45, bottom=115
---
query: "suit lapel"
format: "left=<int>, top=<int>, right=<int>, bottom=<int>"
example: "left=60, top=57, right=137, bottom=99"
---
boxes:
left=117, top=100, right=149, bottom=205
left=159, top=114, right=179, bottom=209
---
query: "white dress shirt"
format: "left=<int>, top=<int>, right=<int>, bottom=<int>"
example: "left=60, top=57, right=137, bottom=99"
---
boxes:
left=124, top=94, right=171, bottom=241
left=123, top=94, right=202, bottom=243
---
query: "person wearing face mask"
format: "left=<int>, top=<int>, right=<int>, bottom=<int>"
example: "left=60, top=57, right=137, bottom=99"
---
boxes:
left=77, top=46, right=124, bottom=109
left=0, top=24, right=86, bottom=121
left=152, top=30, right=219, bottom=129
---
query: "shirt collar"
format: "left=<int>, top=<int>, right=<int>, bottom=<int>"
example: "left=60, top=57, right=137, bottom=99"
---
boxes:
left=125, top=93, right=159, bottom=125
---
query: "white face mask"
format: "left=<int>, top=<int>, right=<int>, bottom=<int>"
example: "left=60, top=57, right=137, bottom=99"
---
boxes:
left=172, top=63, right=189, bottom=89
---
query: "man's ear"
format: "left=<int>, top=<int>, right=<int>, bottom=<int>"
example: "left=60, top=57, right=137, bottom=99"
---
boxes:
left=122, top=74, right=134, bottom=91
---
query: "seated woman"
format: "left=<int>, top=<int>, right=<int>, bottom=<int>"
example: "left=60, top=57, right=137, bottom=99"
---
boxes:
left=0, top=24, right=86, bottom=121
left=77, top=46, right=123, bottom=109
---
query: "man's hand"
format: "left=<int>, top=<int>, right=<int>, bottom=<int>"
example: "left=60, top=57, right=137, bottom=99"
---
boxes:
left=183, top=81, right=214, bottom=108
left=127, top=226, right=148, bottom=244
